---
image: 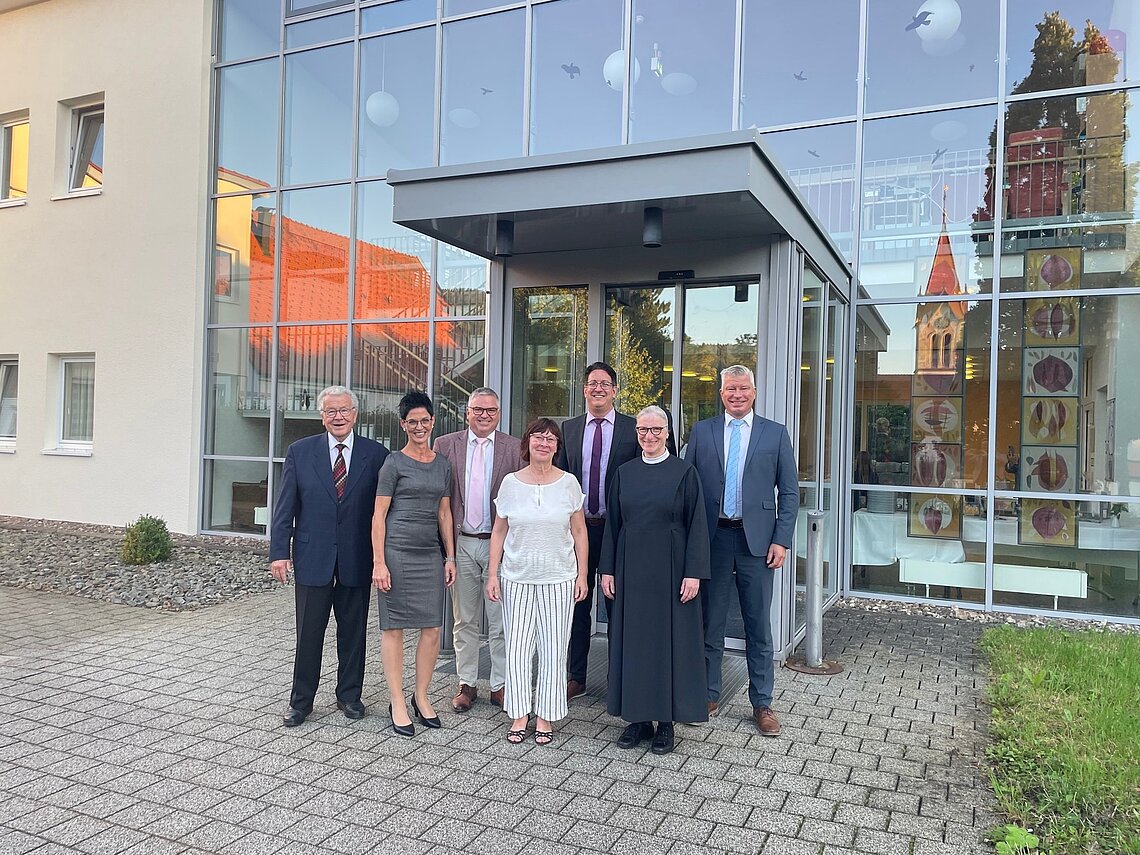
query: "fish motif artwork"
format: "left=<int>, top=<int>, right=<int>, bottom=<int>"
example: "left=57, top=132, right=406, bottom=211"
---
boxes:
left=908, top=493, right=962, bottom=539
left=1023, top=347, right=1079, bottom=397
left=1021, top=397, right=1078, bottom=446
left=1019, top=498, right=1076, bottom=546
left=1020, top=446, right=1077, bottom=493
left=1025, top=297, right=1080, bottom=346
left=911, top=442, right=961, bottom=489
left=1025, top=247, right=1081, bottom=292
left=912, top=397, right=962, bottom=442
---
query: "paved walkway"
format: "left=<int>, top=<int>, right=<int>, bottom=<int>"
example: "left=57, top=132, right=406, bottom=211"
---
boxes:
left=0, top=587, right=997, bottom=854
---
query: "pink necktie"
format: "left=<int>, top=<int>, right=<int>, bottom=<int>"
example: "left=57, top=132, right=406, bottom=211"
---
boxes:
left=466, top=438, right=487, bottom=530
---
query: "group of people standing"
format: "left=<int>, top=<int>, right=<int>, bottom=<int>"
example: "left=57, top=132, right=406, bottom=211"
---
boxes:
left=269, top=361, right=798, bottom=756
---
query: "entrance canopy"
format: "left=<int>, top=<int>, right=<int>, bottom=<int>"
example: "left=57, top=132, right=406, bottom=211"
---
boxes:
left=388, top=131, right=851, bottom=290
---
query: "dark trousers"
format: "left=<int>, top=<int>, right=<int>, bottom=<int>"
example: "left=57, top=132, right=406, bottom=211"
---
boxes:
left=567, top=521, right=607, bottom=683
left=702, top=526, right=775, bottom=710
left=290, top=573, right=370, bottom=713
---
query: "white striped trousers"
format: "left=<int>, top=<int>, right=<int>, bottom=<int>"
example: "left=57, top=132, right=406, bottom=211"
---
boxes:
left=500, top=578, right=575, bottom=722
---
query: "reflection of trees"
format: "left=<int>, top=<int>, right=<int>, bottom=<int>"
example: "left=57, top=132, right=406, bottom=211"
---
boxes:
left=607, top=288, right=672, bottom=414
left=974, top=13, right=1132, bottom=230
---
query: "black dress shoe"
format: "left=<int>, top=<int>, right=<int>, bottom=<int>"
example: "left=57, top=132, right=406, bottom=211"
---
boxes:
left=389, top=704, right=415, bottom=738
left=411, top=695, right=442, bottom=729
left=616, top=721, right=654, bottom=749
left=651, top=721, right=675, bottom=755
left=336, top=699, right=366, bottom=720
left=283, top=708, right=307, bottom=728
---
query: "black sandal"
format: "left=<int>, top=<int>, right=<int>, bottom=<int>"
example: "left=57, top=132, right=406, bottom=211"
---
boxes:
left=506, top=729, right=527, bottom=744
left=534, top=729, right=554, bottom=745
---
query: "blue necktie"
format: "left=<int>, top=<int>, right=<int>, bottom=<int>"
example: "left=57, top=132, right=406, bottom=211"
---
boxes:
left=724, top=419, right=744, bottom=518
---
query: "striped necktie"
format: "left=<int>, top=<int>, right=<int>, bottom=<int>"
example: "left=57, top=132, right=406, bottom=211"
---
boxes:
left=723, top=419, right=744, bottom=518
left=333, top=443, right=347, bottom=499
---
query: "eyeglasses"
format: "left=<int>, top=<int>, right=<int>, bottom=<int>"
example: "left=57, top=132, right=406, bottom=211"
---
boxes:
left=467, top=406, right=499, bottom=416
left=321, top=407, right=356, bottom=417
left=530, top=434, right=559, bottom=445
left=585, top=380, right=615, bottom=389
left=635, top=426, right=666, bottom=437
left=403, top=417, right=433, bottom=428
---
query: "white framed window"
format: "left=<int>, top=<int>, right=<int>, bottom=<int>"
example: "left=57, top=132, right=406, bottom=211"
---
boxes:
left=0, top=359, right=17, bottom=446
left=1, top=114, right=29, bottom=201
left=60, top=357, right=95, bottom=445
left=69, top=105, right=104, bottom=191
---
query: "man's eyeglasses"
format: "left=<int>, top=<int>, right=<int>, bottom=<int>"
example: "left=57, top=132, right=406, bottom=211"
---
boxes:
left=321, top=407, right=356, bottom=417
left=635, top=426, right=666, bottom=437
left=467, top=406, right=499, bottom=416
left=403, top=417, right=433, bottom=428
left=585, top=380, right=615, bottom=389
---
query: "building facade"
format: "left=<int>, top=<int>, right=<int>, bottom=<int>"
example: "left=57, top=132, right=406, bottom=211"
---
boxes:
left=2, top=0, right=1139, bottom=629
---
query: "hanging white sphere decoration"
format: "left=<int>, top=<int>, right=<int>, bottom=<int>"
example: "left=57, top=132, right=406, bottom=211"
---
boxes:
left=449, top=108, right=481, bottom=129
left=365, top=91, right=400, bottom=127
left=603, top=50, right=641, bottom=91
left=913, top=0, right=961, bottom=42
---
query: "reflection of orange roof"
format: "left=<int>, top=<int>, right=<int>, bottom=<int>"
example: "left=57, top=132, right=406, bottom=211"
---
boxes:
left=918, top=205, right=965, bottom=320
left=248, top=212, right=453, bottom=353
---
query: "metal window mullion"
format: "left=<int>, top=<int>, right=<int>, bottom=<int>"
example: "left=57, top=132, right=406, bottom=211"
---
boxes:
left=731, top=0, right=744, bottom=132
left=521, top=1, right=533, bottom=155
left=200, top=54, right=225, bottom=533
left=619, top=0, right=632, bottom=145
left=985, top=0, right=1010, bottom=613
left=432, top=8, right=443, bottom=166
left=346, top=30, right=362, bottom=390
left=671, top=283, right=684, bottom=432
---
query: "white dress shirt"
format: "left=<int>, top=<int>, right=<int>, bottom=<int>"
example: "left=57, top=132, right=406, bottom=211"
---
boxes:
left=327, top=431, right=355, bottom=473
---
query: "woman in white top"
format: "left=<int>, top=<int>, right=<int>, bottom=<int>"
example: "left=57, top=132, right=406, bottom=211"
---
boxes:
left=487, top=418, right=588, bottom=745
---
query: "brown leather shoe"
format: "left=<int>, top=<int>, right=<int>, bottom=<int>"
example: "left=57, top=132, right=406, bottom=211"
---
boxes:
left=707, top=701, right=719, bottom=717
left=566, top=679, right=587, bottom=701
left=489, top=688, right=504, bottom=708
left=753, top=706, right=781, bottom=737
left=451, top=683, right=477, bottom=713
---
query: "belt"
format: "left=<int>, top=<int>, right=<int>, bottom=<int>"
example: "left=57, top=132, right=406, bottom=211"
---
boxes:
left=717, top=518, right=744, bottom=529
left=585, top=516, right=607, bottom=527
left=460, top=531, right=492, bottom=540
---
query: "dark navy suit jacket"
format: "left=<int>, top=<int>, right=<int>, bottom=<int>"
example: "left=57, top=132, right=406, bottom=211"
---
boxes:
left=686, top=413, right=798, bottom=557
left=270, top=432, right=389, bottom=587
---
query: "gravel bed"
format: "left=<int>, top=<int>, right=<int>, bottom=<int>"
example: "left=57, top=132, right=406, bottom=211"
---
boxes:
left=3, top=515, right=1138, bottom=632
left=0, top=516, right=273, bottom=611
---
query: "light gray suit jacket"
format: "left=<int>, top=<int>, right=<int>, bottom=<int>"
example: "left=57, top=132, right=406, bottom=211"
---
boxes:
left=434, top=429, right=523, bottom=536
left=686, top=412, right=799, bottom=557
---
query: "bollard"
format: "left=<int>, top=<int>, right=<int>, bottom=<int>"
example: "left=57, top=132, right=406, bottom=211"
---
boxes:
left=785, top=509, right=843, bottom=675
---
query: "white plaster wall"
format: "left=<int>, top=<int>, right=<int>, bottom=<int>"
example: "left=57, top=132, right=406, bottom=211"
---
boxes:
left=0, top=0, right=212, bottom=532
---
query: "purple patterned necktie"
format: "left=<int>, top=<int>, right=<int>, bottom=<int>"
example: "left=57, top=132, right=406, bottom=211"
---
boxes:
left=588, top=418, right=604, bottom=515
left=333, top=443, right=347, bottom=499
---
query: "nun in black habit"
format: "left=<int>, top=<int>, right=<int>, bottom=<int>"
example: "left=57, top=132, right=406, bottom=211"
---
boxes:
left=600, top=405, right=711, bottom=755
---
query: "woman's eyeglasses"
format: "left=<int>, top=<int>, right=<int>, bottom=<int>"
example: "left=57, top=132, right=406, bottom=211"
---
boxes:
left=635, top=426, right=666, bottom=437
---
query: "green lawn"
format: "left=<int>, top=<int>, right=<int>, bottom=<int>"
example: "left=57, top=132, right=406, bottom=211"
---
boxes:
left=981, top=626, right=1140, bottom=854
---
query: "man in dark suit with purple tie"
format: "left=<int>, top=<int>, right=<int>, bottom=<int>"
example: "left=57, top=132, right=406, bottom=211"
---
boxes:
left=270, top=385, right=389, bottom=728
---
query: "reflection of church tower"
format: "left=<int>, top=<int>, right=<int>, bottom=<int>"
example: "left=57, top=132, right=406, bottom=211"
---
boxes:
left=914, top=193, right=966, bottom=396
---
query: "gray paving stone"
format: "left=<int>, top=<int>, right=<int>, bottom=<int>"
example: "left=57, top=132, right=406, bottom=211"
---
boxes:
left=761, top=834, right=823, bottom=854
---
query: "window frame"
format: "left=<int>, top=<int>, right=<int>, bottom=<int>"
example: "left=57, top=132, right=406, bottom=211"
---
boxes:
left=58, top=357, right=95, bottom=447
left=68, top=105, right=104, bottom=192
left=0, top=359, right=17, bottom=446
left=1, top=115, right=29, bottom=202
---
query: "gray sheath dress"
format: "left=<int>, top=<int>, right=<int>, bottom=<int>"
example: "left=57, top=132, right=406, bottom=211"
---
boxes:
left=375, top=451, right=452, bottom=630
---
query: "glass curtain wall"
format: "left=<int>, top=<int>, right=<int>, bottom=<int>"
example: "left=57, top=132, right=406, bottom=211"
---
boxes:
left=206, top=0, right=1140, bottom=623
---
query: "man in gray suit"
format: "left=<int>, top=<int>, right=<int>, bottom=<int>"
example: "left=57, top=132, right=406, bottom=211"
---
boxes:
left=687, top=365, right=798, bottom=736
left=434, top=387, right=523, bottom=712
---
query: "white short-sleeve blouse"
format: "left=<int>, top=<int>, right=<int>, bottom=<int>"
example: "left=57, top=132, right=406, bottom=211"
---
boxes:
left=493, top=472, right=585, bottom=584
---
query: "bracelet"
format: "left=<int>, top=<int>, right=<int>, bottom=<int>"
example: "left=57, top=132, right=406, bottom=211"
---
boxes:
left=444, top=556, right=455, bottom=562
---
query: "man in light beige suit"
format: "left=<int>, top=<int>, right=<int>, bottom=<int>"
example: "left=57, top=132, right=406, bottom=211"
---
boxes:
left=434, top=387, right=523, bottom=712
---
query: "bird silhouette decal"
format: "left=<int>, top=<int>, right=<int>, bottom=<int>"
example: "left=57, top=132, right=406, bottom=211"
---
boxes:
left=480, top=87, right=493, bottom=95
left=561, top=63, right=580, bottom=79
left=807, top=149, right=821, bottom=158
left=793, top=71, right=807, bottom=81
left=906, top=10, right=932, bottom=31
left=931, top=148, right=947, bottom=164
left=969, top=63, right=975, bottom=72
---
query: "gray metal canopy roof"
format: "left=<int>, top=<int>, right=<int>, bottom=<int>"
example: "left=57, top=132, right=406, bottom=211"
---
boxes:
left=388, top=130, right=851, bottom=289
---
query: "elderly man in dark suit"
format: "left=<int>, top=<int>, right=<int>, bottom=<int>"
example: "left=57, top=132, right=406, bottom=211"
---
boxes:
left=270, top=385, right=389, bottom=728
left=434, top=387, right=523, bottom=713
left=687, top=365, right=798, bottom=737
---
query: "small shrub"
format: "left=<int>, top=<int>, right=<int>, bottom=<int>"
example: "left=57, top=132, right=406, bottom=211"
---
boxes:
left=120, top=515, right=174, bottom=565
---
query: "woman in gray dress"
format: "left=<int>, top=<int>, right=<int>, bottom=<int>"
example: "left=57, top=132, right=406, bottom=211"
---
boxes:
left=372, top=391, right=456, bottom=737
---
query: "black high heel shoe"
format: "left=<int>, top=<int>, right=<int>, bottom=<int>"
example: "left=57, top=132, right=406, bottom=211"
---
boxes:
left=389, top=703, right=415, bottom=738
left=411, top=694, right=442, bottom=729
